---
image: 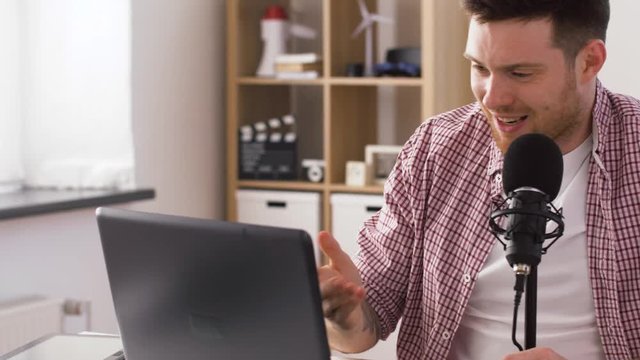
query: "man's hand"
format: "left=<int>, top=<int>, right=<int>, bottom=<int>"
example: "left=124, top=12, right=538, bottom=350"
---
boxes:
left=503, top=347, right=567, bottom=360
left=317, top=231, right=365, bottom=328
left=317, top=231, right=377, bottom=353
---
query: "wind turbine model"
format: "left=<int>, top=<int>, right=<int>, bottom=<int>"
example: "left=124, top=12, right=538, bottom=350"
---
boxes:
left=351, top=0, right=393, bottom=76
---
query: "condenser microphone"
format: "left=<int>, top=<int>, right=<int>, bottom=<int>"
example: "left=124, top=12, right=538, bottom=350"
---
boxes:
left=489, top=133, right=565, bottom=269
left=488, top=133, right=565, bottom=351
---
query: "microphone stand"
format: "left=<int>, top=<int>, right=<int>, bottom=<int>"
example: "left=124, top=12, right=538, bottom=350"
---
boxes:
left=525, top=265, right=537, bottom=349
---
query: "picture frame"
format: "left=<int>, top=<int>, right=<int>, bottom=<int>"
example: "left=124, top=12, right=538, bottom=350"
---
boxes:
left=364, top=145, right=402, bottom=185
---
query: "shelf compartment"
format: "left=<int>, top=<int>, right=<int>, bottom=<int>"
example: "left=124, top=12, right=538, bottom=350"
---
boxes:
left=231, top=0, right=323, bottom=78
left=328, top=86, right=377, bottom=184
left=237, top=84, right=324, bottom=182
left=328, top=0, right=421, bottom=78
left=328, top=85, right=420, bottom=185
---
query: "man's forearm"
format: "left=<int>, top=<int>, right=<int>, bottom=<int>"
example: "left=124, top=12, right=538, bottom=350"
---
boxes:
left=326, top=300, right=381, bottom=353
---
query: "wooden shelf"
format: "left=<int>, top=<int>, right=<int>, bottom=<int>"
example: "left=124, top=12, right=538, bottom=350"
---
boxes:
left=237, top=77, right=324, bottom=86
left=237, top=181, right=384, bottom=194
left=237, top=180, right=325, bottom=192
left=329, top=184, right=384, bottom=194
left=237, top=76, right=424, bottom=87
left=329, top=77, right=423, bottom=87
left=226, top=0, right=473, bottom=227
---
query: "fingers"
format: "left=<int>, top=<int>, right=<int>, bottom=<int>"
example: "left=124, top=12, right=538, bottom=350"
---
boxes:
left=318, top=231, right=352, bottom=270
left=320, top=275, right=365, bottom=327
left=316, top=231, right=365, bottom=330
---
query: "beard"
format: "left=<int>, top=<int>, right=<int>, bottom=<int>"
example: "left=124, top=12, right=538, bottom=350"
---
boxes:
left=485, top=69, right=589, bottom=154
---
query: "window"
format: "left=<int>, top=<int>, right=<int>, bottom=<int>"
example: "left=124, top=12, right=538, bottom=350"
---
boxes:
left=0, top=0, right=134, bottom=193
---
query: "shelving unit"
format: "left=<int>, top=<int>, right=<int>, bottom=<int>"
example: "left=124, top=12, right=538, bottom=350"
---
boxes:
left=226, top=0, right=473, bottom=232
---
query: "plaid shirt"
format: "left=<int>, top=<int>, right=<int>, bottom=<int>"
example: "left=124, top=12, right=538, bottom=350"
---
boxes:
left=356, top=81, right=640, bottom=360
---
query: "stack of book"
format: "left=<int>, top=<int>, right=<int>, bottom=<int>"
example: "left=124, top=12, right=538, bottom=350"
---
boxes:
left=274, top=53, right=322, bottom=79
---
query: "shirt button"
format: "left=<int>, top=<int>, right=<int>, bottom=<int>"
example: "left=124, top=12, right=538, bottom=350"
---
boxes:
left=462, top=273, right=472, bottom=284
left=442, top=331, right=451, bottom=340
left=495, top=174, right=502, bottom=183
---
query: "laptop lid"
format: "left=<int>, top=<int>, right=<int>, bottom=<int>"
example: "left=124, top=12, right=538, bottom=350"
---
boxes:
left=96, top=207, right=330, bottom=360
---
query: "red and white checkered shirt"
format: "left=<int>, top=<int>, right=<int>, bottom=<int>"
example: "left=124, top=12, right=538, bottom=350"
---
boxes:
left=356, top=81, right=640, bottom=360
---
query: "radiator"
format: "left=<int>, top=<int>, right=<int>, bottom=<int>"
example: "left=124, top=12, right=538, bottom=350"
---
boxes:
left=0, top=296, right=65, bottom=355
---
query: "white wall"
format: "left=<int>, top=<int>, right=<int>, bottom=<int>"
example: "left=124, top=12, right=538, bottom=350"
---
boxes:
left=598, top=0, right=640, bottom=98
left=0, top=0, right=225, bottom=334
left=130, top=0, right=225, bottom=219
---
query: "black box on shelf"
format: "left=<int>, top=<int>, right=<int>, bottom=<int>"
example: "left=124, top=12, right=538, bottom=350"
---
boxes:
left=238, top=116, right=298, bottom=180
left=238, top=140, right=297, bottom=180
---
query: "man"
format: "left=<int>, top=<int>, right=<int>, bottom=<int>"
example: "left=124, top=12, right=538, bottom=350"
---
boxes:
left=318, top=1, right=640, bottom=359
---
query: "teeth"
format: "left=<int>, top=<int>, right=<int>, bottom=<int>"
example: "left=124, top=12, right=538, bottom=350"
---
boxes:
left=499, top=116, right=525, bottom=124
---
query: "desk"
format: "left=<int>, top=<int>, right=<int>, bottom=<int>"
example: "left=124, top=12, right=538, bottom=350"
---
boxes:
left=0, top=334, right=123, bottom=360
left=0, top=334, right=365, bottom=360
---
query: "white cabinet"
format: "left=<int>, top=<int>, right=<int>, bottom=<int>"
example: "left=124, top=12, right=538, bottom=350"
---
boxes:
left=236, top=189, right=321, bottom=263
left=330, top=193, right=384, bottom=260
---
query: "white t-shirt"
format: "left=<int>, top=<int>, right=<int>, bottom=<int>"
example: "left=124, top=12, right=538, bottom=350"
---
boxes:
left=448, top=136, right=605, bottom=359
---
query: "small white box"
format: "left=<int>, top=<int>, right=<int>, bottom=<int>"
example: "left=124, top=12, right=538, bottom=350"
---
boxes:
left=236, top=190, right=321, bottom=264
left=330, top=194, right=384, bottom=260
left=345, top=161, right=366, bottom=186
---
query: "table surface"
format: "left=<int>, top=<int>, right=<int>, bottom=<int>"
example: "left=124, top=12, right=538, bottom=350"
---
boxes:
left=0, top=334, right=368, bottom=360
left=0, top=334, right=123, bottom=360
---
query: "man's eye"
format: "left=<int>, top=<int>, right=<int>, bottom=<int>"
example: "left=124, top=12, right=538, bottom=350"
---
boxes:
left=511, top=71, right=532, bottom=78
left=472, top=64, right=488, bottom=73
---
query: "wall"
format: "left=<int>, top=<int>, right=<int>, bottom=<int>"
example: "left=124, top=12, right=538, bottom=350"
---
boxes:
left=0, top=0, right=225, bottom=334
left=130, top=0, right=225, bottom=219
left=598, top=0, right=640, bottom=98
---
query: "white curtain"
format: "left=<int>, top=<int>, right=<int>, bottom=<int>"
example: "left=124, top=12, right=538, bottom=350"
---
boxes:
left=1, top=0, right=135, bottom=191
left=0, top=0, right=24, bottom=193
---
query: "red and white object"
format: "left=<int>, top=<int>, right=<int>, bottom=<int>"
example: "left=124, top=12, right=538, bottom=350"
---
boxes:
left=256, top=5, right=316, bottom=77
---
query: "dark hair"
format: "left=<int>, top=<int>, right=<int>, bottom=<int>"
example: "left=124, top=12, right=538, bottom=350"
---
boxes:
left=461, top=0, right=610, bottom=60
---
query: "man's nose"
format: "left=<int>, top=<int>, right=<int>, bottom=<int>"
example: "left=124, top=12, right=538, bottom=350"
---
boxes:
left=482, top=75, right=515, bottom=111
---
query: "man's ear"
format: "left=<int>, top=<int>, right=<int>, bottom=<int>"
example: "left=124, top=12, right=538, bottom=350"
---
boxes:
left=576, top=39, right=607, bottom=84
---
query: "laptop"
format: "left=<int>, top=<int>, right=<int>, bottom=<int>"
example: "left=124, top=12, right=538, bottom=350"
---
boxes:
left=96, top=207, right=331, bottom=360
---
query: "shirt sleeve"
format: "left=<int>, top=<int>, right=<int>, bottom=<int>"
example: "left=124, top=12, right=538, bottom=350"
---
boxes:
left=356, top=122, right=431, bottom=340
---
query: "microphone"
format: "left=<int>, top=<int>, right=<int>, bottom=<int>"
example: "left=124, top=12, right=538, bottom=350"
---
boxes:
left=488, top=133, right=565, bottom=351
left=489, top=133, right=565, bottom=271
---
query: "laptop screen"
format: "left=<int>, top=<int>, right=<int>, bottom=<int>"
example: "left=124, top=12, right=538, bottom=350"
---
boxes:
left=97, top=207, right=330, bottom=360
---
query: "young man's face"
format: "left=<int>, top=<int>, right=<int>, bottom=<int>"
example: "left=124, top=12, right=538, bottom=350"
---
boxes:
left=465, top=17, right=592, bottom=154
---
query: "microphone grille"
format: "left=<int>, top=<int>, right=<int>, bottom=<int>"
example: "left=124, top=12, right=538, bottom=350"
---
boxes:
left=502, top=133, right=563, bottom=200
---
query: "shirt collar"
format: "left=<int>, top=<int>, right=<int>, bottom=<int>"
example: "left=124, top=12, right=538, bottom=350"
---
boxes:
left=591, top=79, right=610, bottom=157
left=487, top=139, right=503, bottom=178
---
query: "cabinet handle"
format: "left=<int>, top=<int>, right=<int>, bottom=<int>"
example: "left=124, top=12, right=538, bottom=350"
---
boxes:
left=366, top=206, right=382, bottom=213
left=267, top=201, right=287, bottom=208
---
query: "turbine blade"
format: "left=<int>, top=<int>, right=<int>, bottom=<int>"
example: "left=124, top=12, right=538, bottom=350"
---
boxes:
left=351, top=19, right=370, bottom=38
left=370, top=14, right=393, bottom=24
left=357, top=0, right=370, bottom=18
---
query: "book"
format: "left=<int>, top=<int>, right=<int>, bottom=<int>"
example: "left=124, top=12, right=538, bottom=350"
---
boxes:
left=275, top=61, right=322, bottom=73
left=275, top=71, right=319, bottom=80
left=274, top=52, right=321, bottom=64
